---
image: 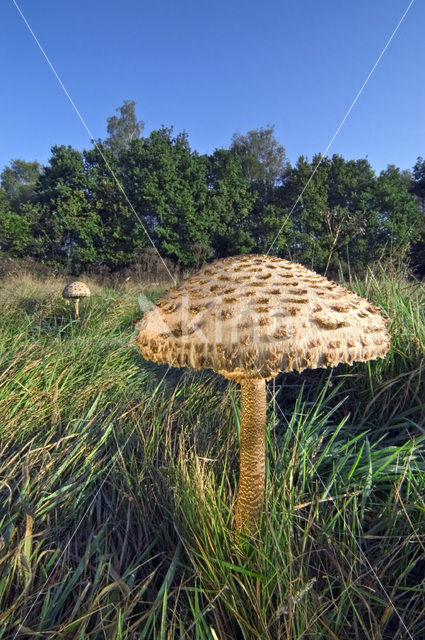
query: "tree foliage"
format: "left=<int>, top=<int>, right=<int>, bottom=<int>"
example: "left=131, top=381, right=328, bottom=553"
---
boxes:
left=121, top=128, right=210, bottom=266
left=105, top=99, right=145, bottom=155
left=0, top=159, right=42, bottom=211
left=275, top=155, right=420, bottom=274
left=230, top=125, right=289, bottom=187
left=0, top=101, right=423, bottom=276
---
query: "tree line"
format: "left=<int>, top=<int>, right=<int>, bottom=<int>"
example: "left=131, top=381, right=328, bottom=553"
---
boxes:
left=1, top=100, right=424, bottom=276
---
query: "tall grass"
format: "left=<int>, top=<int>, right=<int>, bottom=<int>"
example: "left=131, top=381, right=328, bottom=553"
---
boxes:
left=0, top=267, right=424, bottom=639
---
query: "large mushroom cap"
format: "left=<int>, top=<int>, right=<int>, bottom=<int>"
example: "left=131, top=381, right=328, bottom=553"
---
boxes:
left=136, top=255, right=390, bottom=380
left=62, top=281, right=91, bottom=299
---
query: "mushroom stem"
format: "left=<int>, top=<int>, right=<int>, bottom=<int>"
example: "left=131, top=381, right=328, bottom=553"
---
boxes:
left=235, top=378, right=267, bottom=533
left=74, top=298, right=80, bottom=319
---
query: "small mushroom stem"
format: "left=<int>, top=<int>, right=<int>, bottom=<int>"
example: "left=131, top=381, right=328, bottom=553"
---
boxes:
left=235, top=377, right=267, bottom=533
left=74, top=298, right=80, bottom=319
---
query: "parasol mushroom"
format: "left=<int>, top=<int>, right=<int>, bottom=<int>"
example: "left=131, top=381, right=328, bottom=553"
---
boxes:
left=62, top=281, right=91, bottom=319
left=135, top=254, right=390, bottom=533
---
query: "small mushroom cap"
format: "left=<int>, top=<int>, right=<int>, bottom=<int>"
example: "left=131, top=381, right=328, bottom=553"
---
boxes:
left=136, top=255, right=390, bottom=380
left=62, top=281, right=91, bottom=299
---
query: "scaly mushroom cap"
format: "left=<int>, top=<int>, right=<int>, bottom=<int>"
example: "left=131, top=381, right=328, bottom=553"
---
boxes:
left=136, top=255, right=390, bottom=380
left=62, top=281, right=91, bottom=299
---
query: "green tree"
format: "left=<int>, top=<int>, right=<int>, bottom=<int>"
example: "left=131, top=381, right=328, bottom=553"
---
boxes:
left=0, top=190, right=31, bottom=254
left=83, top=142, right=140, bottom=268
left=0, top=194, right=50, bottom=261
left=32, top=145, right=101, bottom=271
left=106, top=99, right=145, bottom=155
left=230, top=126, right=290, bottom=253
left=411, top=157, right=425, bottom=206
left=372, top=164, right=422, bottom=262
left=325, top=156, right=377, bottom=272
left=124, top=128, right=213, bottom=266
left=206, top=149, right=256, bottom=258
left=230, top=125, right=289, bottom=187
left=279, top=154, right=330, bottom=268
left=93, top=127, right=212, bottom=268
left=410, top=157, right=425, bottom=275
left=277, top=155, right=379, bottom=272
left=0, top=159, right=43, bottom=211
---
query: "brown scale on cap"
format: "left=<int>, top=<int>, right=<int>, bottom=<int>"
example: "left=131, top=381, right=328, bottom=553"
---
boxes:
left=273, top=326, right=295, bottom=340
left=288, top=287, right=308, bottom=295
left=254, top=305, right=271, bottom=314
left=309, top=337, right=321, bottom=348
left=331, top=302, right=351, bottom=313
left=259, top=317, right=271, bottom=326
left=313, top=312, right=349, bottom=330
left=190, top=302, right=206, bottom=313
left=135, top=254, right=391, bottom=533
left=238, top=319, right=254, bottom=330
left=329, top=340, right=342, bottom=349
left=284, top=297, right=309, bottom=304
left=288, top=305, right=302, bottom=316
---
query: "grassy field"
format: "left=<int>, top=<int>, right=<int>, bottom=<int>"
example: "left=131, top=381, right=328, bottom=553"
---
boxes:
left=0, top=266, right=424, bottom=639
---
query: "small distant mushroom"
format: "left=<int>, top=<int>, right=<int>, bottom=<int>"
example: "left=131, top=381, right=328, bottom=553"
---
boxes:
left=62, top=281, right=91, bottom=319
left=135, top=255, right=390, bottom=533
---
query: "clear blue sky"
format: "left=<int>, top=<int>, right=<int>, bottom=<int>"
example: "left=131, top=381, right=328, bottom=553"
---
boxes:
left=1, top=0, right=424, bottom=174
